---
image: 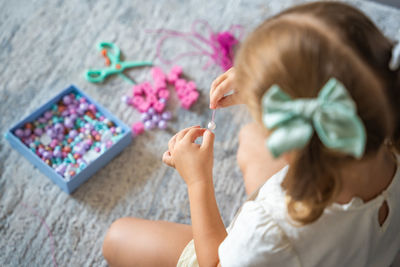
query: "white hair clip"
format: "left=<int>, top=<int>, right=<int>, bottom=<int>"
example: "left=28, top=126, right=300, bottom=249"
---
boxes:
left=389, top=30, right=400, bottom=71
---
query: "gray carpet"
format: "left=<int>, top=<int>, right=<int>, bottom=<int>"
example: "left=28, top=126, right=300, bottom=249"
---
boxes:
left=1, top=0, right=399, bottom=266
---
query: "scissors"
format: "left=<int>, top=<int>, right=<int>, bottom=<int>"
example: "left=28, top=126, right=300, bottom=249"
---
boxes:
left=85, top=42, right=153, bottom=84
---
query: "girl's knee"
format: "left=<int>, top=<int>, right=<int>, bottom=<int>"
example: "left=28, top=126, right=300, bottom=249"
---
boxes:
left=102, top=217, right=131, bottom=265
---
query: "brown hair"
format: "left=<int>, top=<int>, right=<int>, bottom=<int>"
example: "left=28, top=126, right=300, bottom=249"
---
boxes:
left=234, top=2, right=400, bottom=224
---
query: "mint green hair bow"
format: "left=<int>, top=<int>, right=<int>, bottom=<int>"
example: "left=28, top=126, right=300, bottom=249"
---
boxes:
left=262, top=78, right=366, bottom=158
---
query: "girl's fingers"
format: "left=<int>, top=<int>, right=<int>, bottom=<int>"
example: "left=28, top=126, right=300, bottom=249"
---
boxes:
left=168, top=135, right=177, bottom=152
left=210, top=73, right=228, bottom=94
left=216, top=94, right=239, bottom=108
left=176, top=125, right=200, bottom=141
left=183, top=128, right=207, bottom=143
left=162, top=151, right=174, bottom=167
left=201, top=130, right=215, bottom=151
left=210, top=68, right=234, bottom=98
left=210, top=78, right=234, bottom=109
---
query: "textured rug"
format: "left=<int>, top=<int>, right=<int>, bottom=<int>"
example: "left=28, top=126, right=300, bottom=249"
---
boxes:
left=1, top=0, right=399, bottom=266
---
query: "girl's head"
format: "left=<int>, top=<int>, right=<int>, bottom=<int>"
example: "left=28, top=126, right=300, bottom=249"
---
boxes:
left=234, top=2, right=400, bottom=224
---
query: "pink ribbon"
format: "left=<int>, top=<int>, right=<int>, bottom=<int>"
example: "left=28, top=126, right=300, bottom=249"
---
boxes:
left=150, top=20, right=244, bottom=71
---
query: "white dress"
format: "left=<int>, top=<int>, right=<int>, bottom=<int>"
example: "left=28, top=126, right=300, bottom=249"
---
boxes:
left=218, top=156, right=400, bottom=267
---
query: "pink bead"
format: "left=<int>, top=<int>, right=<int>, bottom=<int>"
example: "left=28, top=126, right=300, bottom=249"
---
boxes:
left=142, top=81, right=152, bottom=90
left=106, top=140, right=113, bottom=149
left=88, top=104, right=97, bottom=113
left=132, top=85, right=144, bottom=96
left=94, top=147, right=101, bottom=153
left=153, top=101, right=166, bottom=113
left=191, top=91, right=199, bottom=100
left=50, top=139, right=58, bottom=148
left=132, top=122, right=145, bottom=135
left=147, top=94, right=158, bottom=105
left=167, top=73, right=179, bottom=83
left=177, top=88, right=188, bottom=98
left=99, top=116, right=105, bottom=121
left=138, top=102, right=150, bottom=112
left=154, top=80, right=167, bottom=90
left=158, top=89, right=170, bottom=100
left=175, top=79, right=186, bottom=88
left=181, top=98, right=192, bottom=109
left=186, top=81, right=196, bottom=91
left=170, top=65, right=182, bottom=76
left=132, top=96, right=145, bottom=107
left=86, top=139, right=93, bottom=146
left=151, top=67, right=166, bottom=82
left=144, top=88, right=156, bottom=97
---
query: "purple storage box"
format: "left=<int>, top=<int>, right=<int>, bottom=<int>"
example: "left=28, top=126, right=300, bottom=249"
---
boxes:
left=4, top=85, right=132, bottom=194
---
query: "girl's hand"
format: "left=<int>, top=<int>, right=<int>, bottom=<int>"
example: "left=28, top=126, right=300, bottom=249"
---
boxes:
left=162, top=126, right=215, bottom=186
left=209, top=67, right=241, bottom=109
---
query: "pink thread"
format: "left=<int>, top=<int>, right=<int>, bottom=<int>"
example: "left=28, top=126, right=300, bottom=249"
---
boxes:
left=21, top=202, right=58, bottom=267
left=150, top=20, right=244, bottom=71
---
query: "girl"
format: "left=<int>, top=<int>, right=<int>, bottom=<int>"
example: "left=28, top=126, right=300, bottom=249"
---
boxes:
left=102, top=2, right=400, bottom=266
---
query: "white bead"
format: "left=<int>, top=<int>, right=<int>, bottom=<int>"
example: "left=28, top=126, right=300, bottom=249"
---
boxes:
left=207, top=121, right=216, bottom=130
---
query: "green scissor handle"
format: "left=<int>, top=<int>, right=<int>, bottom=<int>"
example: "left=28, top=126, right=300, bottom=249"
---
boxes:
left=97, top=42, right=121, bottom=64
left=85, top=42, right=153, bottom=83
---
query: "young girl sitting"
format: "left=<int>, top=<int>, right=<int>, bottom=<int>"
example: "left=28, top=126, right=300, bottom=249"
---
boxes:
left=102, top=2, right=400, bottom=266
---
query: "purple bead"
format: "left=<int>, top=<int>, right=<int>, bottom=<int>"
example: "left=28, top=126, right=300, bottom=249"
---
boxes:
left=85, top=139, right=93, bottom=146
left=15, top=129, right=24, bottom=138
left=76, top=146, right=86, bottom=155
left=121, top=95, right=130, bottom=104
left=61, top=110, right=70, bottom=117
left=24, top=128, right=32, bottom=137
left=147, top=107, right=155, bottom=115
left=34, top=128, right=43, bottom=136
left=144, top=120, right=155, bottom=130
left=69, top=107, right=77, bottom=115
left=53, top=149, right=62, bottom=158
left=44, top=111, right=53, bottom=119
left=161, top=111, right=172, bottom=121
left=38, top=117, right=47, bottom=123
left=158, top=120, right=167, bottom=130
left=88, top=104, right=97, bottom=113
left=38, top=147, right=45, bottom=154
left=69, top=129, right=78, bottom=138
left=63, top=95, right=72, bottom=105
left=141, top=113, right=150, bottom=122
left=57, top=133, right=64, bottom=141
left=69, top=114, right=77, bottom=121
left=55, top=164, right=67, bottom=175
left=77, top=108, right=85, bottom=115
left=42, top=151, right=52, bottom=159
left=84, top=123, right=94, bottom=130
left=54, top=123, right=64, bottom=134
left=159, top=98, right=167, bottom=104
left=151, top=114, right=160, bottom=123
left=79, top=102, right=89, bottom=112
left=64, top=117, right=74, bottom=128
left=83, top=141, right=91, bottom=150
left=77, top=158, right=87, bottom=165
left=24, top=138, right=33, bottom=145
